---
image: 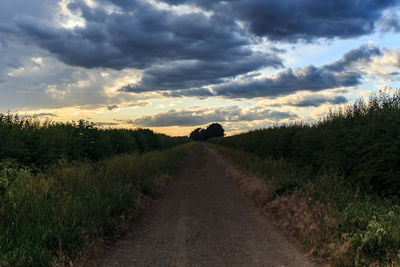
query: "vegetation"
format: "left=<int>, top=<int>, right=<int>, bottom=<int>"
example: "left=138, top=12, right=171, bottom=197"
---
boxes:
left=189, top=123, right=225, bottom=141
left=210, top=89, right=400, bottom=197
left=0, top=115, right=189, bottom=170
left=210, top=144, right=400, bottom=266
left=0, top=115, right=192, bottom=266
left=0, top=142, right=195, bottom=266
left=209, top=89, right=400, bottom=265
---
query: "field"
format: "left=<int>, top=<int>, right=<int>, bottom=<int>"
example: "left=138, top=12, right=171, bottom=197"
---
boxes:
left=0, top=116, right=193, bottom=266
left=209, top=90, right=400, bottom=265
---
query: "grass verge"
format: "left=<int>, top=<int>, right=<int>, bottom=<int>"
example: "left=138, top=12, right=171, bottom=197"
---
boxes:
left=0, top=142, right=195, bottom=266
left=208, top=143, right=400, bottom=266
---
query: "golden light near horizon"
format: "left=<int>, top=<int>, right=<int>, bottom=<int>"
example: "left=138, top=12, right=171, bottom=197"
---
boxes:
left=1, top=0, right=400, bottom=136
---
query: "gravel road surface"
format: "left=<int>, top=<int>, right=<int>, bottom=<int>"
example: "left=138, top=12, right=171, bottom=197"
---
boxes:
left=87, top=143, right=318, bottom=267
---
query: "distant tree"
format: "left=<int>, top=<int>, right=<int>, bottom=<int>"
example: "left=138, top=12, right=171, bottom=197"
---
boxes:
left=205, top=123, right=225, bottom=138
left=189, top=123, right=224, bottom=141
left=199, top=128, right=207, bottom=140
left=189, top=128, right=204, bottom=141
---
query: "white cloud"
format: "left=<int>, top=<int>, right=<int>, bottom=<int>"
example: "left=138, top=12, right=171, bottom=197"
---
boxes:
left=365, top=48, right=400, bottom=80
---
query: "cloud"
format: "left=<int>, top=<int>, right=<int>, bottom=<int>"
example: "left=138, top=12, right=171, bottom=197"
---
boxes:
left=34, top=112, right=57, bottom=117
left=325, top=44, right=382, bottom=71
left=365, top=48, right=400, bottom=79
left=130, top=106, right=298, bottom=127
left=166, top=44, right=384, bottom=99
left=233, top=0, right=398, bottom=41
left=161, top=0, right=399, bottom=42
left=120, top=54, right=282, bottom=92
left=162, top=88, right=214, bottom=98
left=377, top=7, right=400, bottom=32
left=286, top=95, right=347, bottom=107
left=94, top=121, right=119, bottom=127
left=4, top=0, right=286, bottom=96
left=107, top=104, right=118, bottom=110
left=14, top=0, right=270, bottom=71
left=0, top=0, right=56, bottom=25
left=0, top=40, right=154, bottom=112
left=211, top=67, right=360, bottom=98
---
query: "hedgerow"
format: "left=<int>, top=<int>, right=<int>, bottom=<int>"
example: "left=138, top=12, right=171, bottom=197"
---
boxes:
left=0, top=116, right=188, bottom=169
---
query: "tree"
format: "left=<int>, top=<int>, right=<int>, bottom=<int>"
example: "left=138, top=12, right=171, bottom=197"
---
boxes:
left=205, top=123, right=225, bottom=138
left=189, top=128, right=204, bottom=141
left=189, top=123, right=224, bottom=140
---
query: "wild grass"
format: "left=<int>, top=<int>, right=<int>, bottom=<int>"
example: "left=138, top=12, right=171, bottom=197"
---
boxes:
left=210, top=89, right=400, bottom=197
left=210, top=144, right=400, bottom=266
left=0, top=142, right=195, bottom=266
left=208, top=89, right=400, bottom=265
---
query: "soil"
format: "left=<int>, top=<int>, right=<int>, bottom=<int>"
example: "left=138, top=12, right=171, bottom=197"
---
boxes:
left=85, top=143, right=320, bottom=266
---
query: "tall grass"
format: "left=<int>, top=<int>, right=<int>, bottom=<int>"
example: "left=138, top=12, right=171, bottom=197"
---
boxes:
left=209, top=89, right=400, bottom=265
left=210, top=144, right=400, bottom=266
left=0, top=115, right=189, bottom=170
left=0, top=142, right=195, bottom=266
left=210, top=89, right=400, bottom=197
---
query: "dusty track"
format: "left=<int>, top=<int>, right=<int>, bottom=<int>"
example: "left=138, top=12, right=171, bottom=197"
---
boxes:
left=87, top=143, right=318, bottom=266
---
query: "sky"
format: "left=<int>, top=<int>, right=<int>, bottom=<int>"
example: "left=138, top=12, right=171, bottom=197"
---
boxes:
left=1, top=0, right=400, bottom=136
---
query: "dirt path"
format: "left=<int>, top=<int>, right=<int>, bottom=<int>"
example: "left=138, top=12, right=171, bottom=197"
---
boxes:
left=87, top=143, right=318, bottom=266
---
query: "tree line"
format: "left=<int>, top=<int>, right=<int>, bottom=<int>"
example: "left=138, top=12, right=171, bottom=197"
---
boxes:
left=189, top=123, right=225, bottom=141
left=209, top=90, right=400, bottom=197
left=0, top=115, right=189, bottom=170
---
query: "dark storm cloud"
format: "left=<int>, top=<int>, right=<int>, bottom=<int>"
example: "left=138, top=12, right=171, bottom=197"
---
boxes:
left=287, top=95, right=347, bottom=107
left=212, top=67, right=360, bottom=98
left=167, top=44, right=382, bottom=99
left=0, top=23, right=18, bottom=34
left=231, top=0, right=399, bottom=41
left=14, top=0, right=268, bottom=71
left=120, top=54, right=282, bottom=92
left=0, top=0, right=57, bottom=24
left=122, top=44, right=381, bottom=95
left=131, top=106, right=297, bottom=127
left=1, top=0, right=398, bottom=109
left=161, top=0, right=399, bottom=41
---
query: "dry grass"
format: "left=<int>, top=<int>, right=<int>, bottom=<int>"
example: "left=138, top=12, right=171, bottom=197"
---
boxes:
left=268, top=193, right=338, bottom=259
left=207, top=145, right=337, bottom=263
left=207, top=143, right=400, bottom=266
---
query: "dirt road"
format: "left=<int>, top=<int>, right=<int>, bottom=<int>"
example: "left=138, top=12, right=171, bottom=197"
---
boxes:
left=88, top=143, right=318, bottom=266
